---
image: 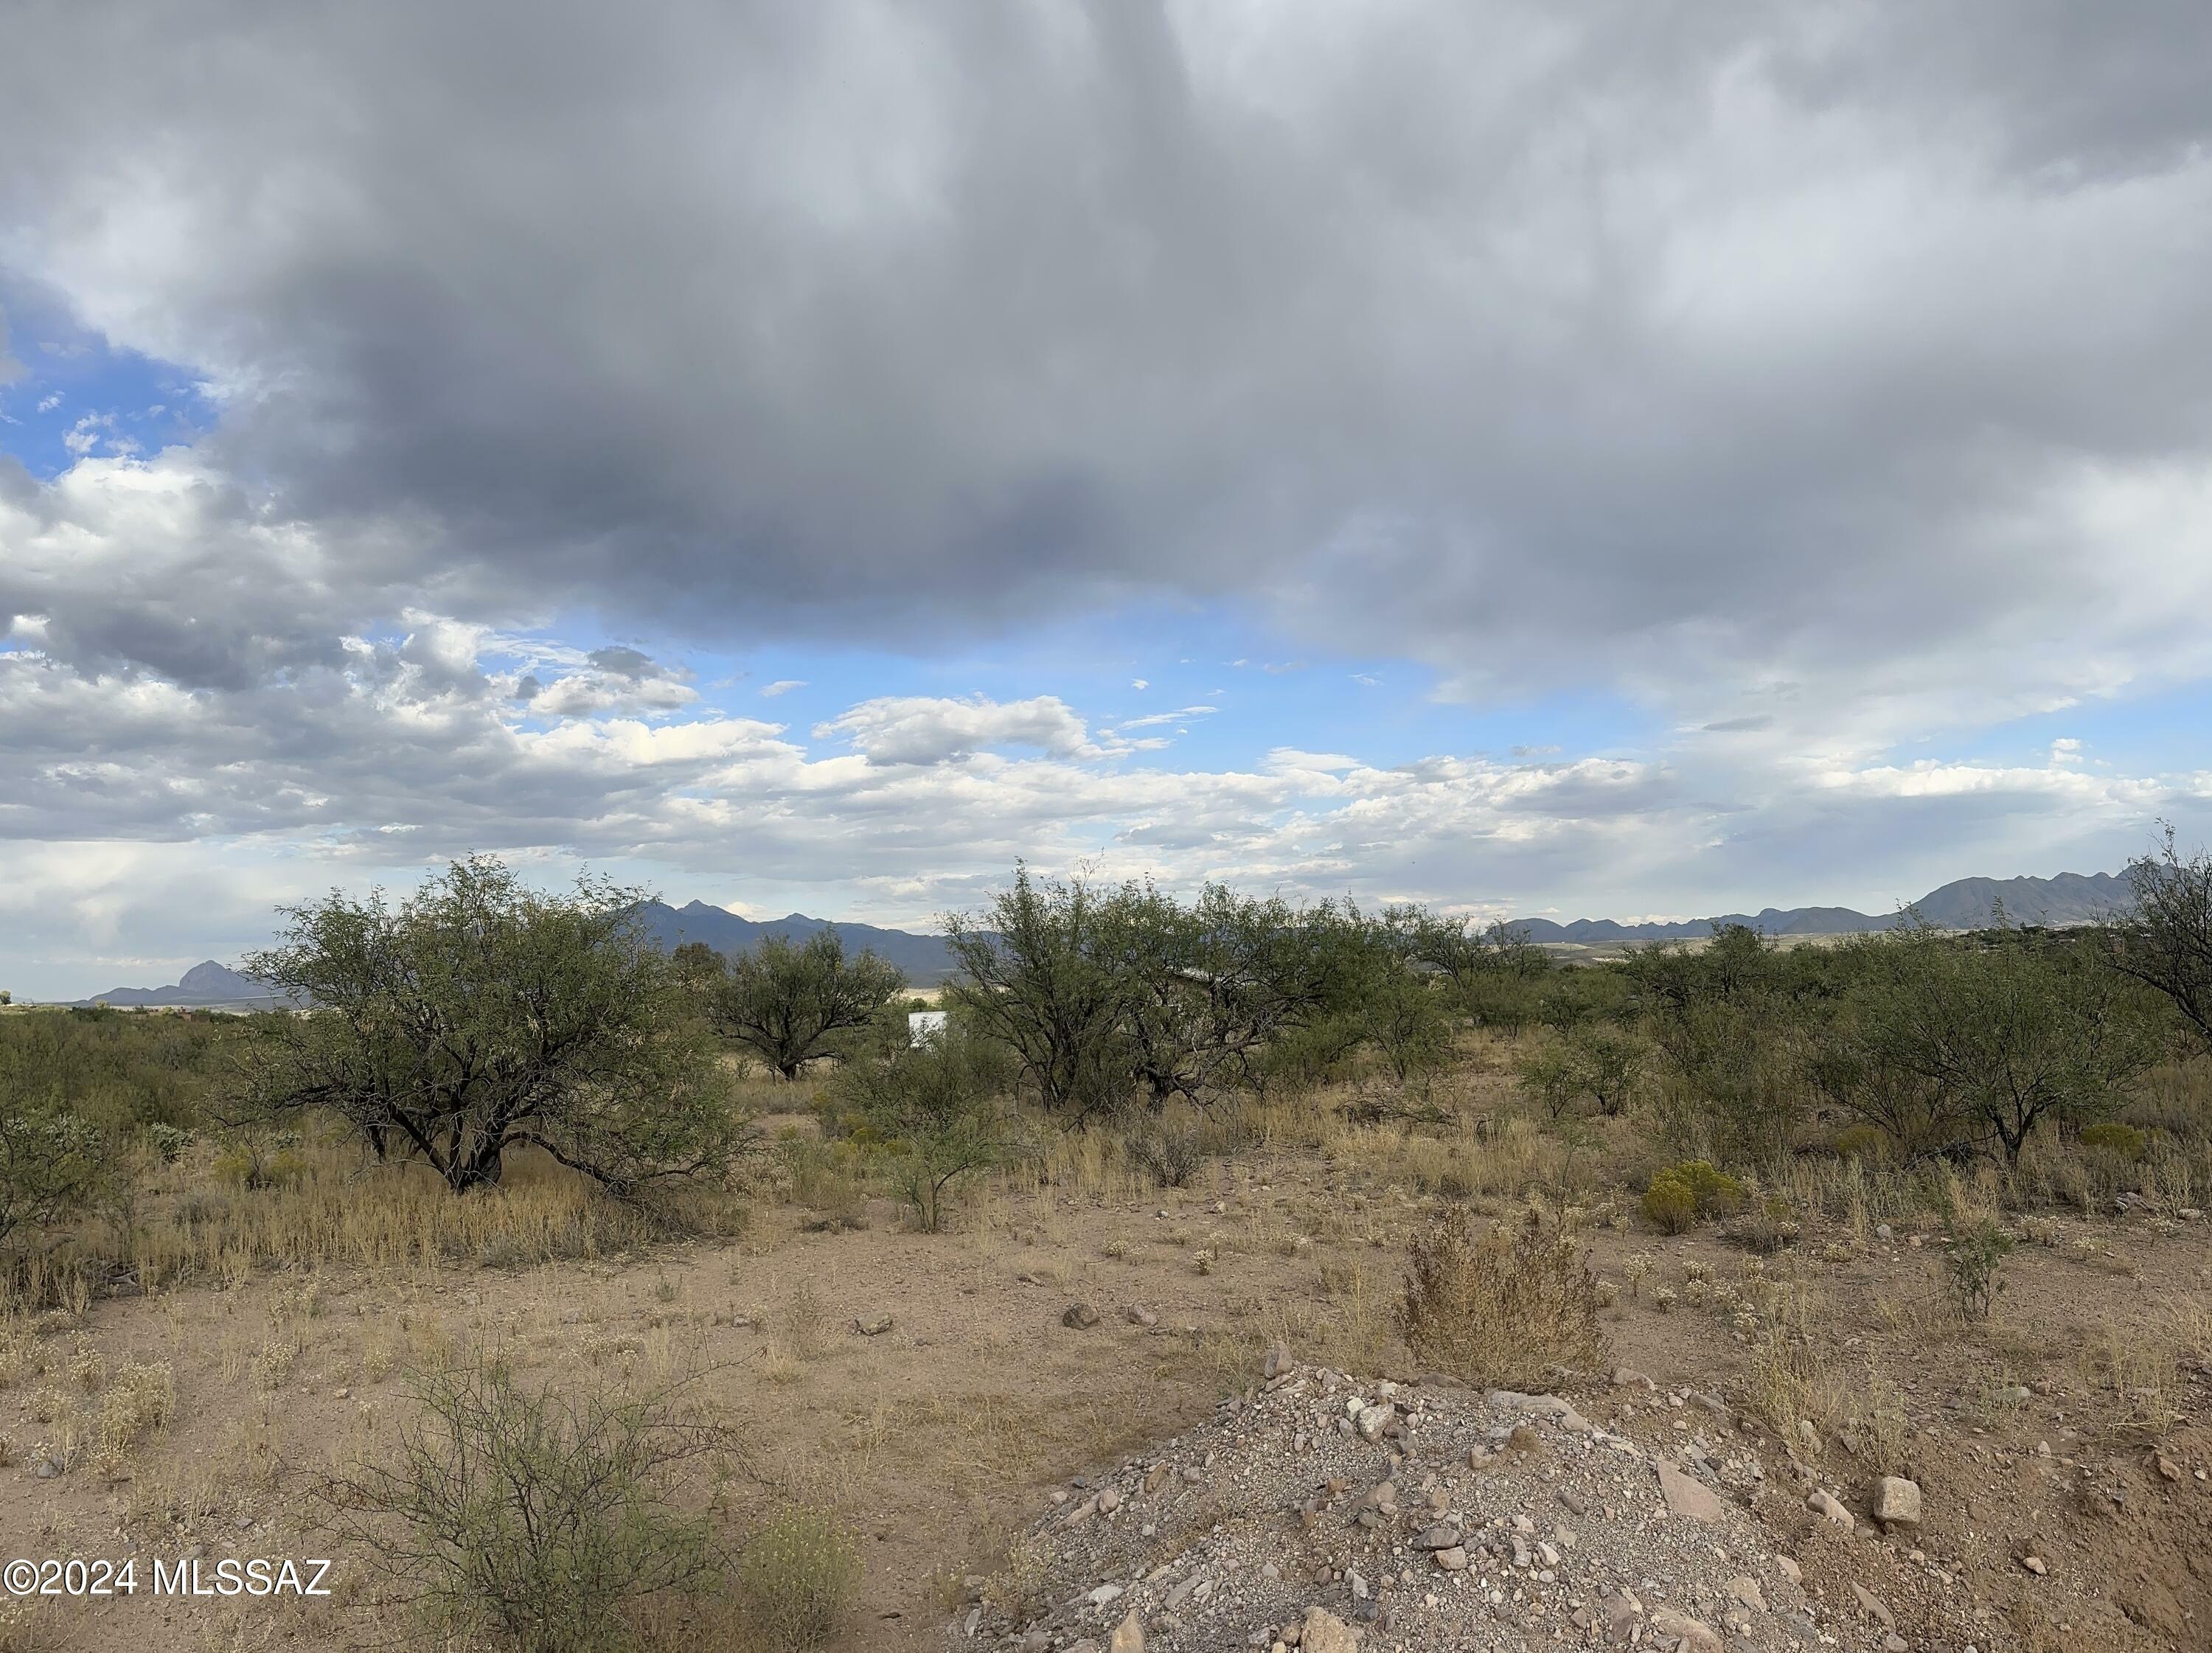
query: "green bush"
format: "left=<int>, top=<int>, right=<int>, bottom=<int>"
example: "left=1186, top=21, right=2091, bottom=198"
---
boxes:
left=735, top=1506, right=858, bottom=1650
left=2078, top=1122, right=2146, bottom=1159
left=1640, top=1160, right=1742, bottom=1233
left=322, top=1354, right=734, bottom=1653
left=833, top=1026, right=1023, bottom=1231
left=1832, top=1123, right=1890, bottom=1163
left=1641, top=1172, right=1699, bottom=1234
left=1944, top=1218, right=2015, bottom=1320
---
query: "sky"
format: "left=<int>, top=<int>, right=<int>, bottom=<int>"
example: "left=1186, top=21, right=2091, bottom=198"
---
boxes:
left=4, top=0, right=2211, bottom=999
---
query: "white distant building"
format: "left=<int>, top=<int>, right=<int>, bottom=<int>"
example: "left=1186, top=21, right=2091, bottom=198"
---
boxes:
left=907, top=1010, right=948, bottom=1047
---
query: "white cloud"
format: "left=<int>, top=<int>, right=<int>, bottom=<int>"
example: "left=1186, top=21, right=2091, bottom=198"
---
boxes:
left=812, top=695, right=1093, bottom=767
left=1115, top=704, right=1218, bottom=731
left=759, top=679, right=805, bottom=698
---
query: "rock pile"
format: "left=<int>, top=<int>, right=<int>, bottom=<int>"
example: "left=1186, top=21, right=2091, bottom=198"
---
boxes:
left=954, top=1360, right=1874, bottom=1652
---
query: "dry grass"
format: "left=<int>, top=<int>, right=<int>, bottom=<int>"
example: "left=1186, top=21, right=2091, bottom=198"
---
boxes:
left=1394, top=1208, right=1604, bottom=1387
left=46, top=1135, right=749, bottom=1293
left=2074, top=1303, right=2212, bottom=1438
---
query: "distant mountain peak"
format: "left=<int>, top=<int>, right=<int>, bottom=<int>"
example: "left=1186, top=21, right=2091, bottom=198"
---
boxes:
left=73, top=958, right=294, bottom=1009
left=1511, top=868, right=2129, bottom=946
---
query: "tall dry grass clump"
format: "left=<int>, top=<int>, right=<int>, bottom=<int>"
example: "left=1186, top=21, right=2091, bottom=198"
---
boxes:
left=1395, top=1209, right=1603, bottom=1388
left=733, top=1506, right=859, bottom=1651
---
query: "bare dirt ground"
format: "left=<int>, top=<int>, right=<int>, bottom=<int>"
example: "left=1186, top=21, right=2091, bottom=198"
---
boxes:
left=3, top=1118, right=2208, bottom=1653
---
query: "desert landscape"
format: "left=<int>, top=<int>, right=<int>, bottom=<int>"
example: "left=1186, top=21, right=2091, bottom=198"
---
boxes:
left=8, top=6, right=2212, bottom=1652
left=3, top=852, right=2211, bottom=1653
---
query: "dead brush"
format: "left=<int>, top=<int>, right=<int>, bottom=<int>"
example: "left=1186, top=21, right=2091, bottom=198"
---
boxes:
left=1394, top=1209, right=1603, bottom=1388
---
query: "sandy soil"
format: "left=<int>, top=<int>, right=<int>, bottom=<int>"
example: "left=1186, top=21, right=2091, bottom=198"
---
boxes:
left=1, top=1140, right=2207, bottom=1652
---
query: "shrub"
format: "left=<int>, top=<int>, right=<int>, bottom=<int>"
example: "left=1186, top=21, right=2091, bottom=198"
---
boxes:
left=833, top=1027, right=1024, bottom=1231
left=0, top=1103, right=111, bottom=1252
left=1396, top=1210, right=1604, bottom=1387
left=2078, top=1122, right=2146, bottom=1159
left=734, top=1506, right=858, bottom=1650
left=322, top=1354, right=736, bottom=1653
left=1726, top=1195, right=1802, bottom=1256
left=1944, top=1218, right=2015, bottom=1320
left=1123, top=1119, right=1205, bottom=1189
left=1641, top=1159, right=1742, bottom=1232
left=1832, top=1123, right=1889, bottom=1163
left=1641, top=1172, right=1698, bottom=1234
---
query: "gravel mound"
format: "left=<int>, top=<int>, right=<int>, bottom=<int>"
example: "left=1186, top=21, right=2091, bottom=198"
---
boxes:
left=953, top=1357, right=1856, bottom=1653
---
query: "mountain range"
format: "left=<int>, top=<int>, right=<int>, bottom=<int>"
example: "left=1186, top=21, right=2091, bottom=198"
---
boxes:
left=1509, top=870, right=2133, bottom=944
left=625, top=901, right=961, bottom=984
left=72, top=960, right=301, bottom=1010
left=64, top=869, right=2138, bottom=1005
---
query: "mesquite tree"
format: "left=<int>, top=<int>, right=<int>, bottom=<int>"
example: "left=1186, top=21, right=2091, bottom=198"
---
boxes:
left=243, top=857, right=739, bottom=1195
left=700, top=929, right=905, bottom=1080
left=2110, top=826, right=2212, bottom=1055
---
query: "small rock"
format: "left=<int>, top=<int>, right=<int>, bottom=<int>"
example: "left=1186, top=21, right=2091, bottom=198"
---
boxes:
left=1125, top=1305, right=1158, bottom=1327
left=1415, top=1523, right=1463, bottom=1550
left=1263, top=1343, right=1290, bottom=1377
left=1088, top=1582, right=1126, bottom=1607
left=1108, top=1608, right=1146, bottom=1653
left=1062, top=1302, right=1101, bottom=1329
left=1650, top=1607, right=1723, bottom=1652
left=1355, top=1404, right=1392, bottom=1442
left=1598, top=1593, right=1641, bottom=1645
left=1851, top=1584, right=1896, bottom=1629
left=2022, top=1555, right=2047, bottom=1576
left=1874, top=1475, right=1921, bottom=1534
left=1807, top=1489, right=1853, bottom=1529
left=1504, top=1424, right=1542, bottom=1454
left=1773, top=1555, right=1802, bottom=1585
left=1658, top=1460, right=1723, bottom=1522
left=1098, top=1486, right=1122, bottom=1513
left=2154, top=1454, right=2183, bottom=1483
left=1796, top=1419, right=1821, bottom=1456
left=853, top=1313, right=894, bottom=1336
left=1433, top=1547, right=1469, bottom=1572
left=1727, top=1576, right=1764, bottom=1612
left=1299, top=1607, right=1360, bottom=1653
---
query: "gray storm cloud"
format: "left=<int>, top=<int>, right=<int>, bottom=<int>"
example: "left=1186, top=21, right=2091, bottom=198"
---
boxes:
left=1, top=0, right=2206, bottom=695
left=4, top=1, right=2212, bottom=997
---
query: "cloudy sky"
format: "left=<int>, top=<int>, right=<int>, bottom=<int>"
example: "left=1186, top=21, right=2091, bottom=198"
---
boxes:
left=4, top=1, right=2211, bottom=997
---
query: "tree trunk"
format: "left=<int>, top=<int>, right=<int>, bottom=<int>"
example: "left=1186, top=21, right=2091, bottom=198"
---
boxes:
left=446, top=1138, right=507, bottom=1192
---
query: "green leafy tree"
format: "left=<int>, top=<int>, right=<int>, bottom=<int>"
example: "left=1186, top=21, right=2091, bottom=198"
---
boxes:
left=2110, top=826, right=2212, bottom=1054
left=244, top=857, right=739, bottom=1195
left=0, top=1102, right=108, bottom=1250
left=1110, top=883, right=1361, bottom=1106
left=1627, top=925, right=1813, bottom=1162
left=1514, top=1025, right=1646, bottom=1121
left=943, top=865, right=1135, bottom=1121
left=835, top=1025, right=1025, bottom=1230
left=700, top=929, right=905, bottom=1081
left=1844, top=919, right=2159, bottom=1166
left=1349, top=912, right=1450, bottom=1084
